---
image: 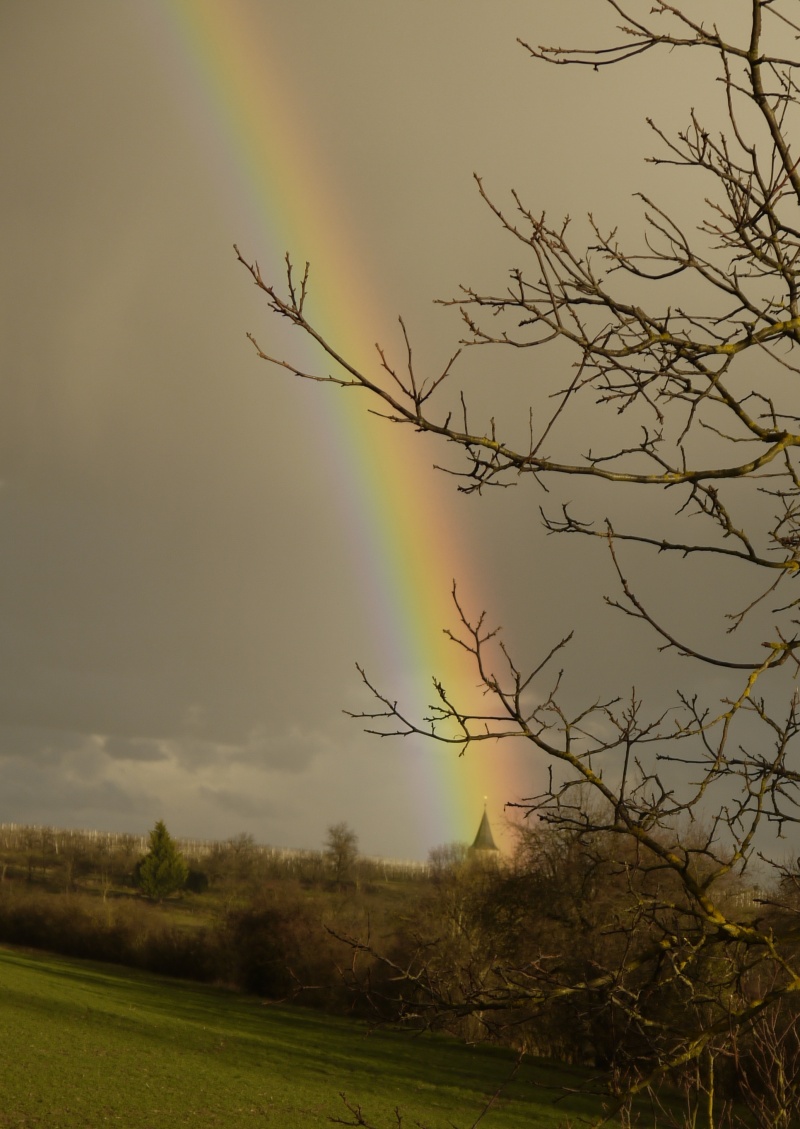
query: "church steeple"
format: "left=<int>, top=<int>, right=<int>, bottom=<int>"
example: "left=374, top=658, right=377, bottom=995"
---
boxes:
left=470, top=799, right=499, bottom=854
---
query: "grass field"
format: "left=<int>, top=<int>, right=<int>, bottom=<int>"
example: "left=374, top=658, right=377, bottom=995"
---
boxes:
left=0, top=946, right=616, bottom=1128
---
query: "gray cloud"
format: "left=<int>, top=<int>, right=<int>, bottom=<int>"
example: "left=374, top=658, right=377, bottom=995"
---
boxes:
left=222, top=725, right=333, bottom=773
left=196, top=786, right=280, bottom=821
left=0, top=725, right=94, bottom=765
left=101, top=736, right=170, bottom=763
left=0, top=752, right=137, bottom=825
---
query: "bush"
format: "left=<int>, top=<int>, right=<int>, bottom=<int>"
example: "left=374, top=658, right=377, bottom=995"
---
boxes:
left=185, top=868, right=209, bottom=894
left=0, top=884, right=216, bottom=981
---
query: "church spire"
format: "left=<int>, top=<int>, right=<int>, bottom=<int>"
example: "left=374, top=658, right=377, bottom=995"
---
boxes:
left=470, top=799, right=499, bottom=853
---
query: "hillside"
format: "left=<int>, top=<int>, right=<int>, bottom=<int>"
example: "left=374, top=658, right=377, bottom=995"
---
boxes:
left=0, top=946, right=615, bottom=1128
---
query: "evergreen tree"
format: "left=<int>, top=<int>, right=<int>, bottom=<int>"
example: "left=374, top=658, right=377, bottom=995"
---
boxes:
left=136, top=820, right=188, bottom=902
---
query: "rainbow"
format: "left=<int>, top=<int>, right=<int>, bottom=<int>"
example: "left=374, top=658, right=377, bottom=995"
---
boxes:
left=143, top=0, right=532, bottom=849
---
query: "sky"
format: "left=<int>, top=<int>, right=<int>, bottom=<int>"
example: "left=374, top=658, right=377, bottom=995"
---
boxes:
left=0, top=2, right=770, bottom=860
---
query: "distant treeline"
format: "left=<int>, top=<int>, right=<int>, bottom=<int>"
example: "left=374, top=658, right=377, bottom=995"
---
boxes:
left=0, top=822, right=430, bottom=881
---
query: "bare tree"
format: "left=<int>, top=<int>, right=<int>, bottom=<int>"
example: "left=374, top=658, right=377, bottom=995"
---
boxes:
left=238, top=3, right=800, bottom=1123
left=325, top=822, right=359, bottom=887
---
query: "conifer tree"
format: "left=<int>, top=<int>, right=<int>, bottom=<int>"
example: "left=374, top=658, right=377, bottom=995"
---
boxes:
left=136, top=820, right=188, bottom=902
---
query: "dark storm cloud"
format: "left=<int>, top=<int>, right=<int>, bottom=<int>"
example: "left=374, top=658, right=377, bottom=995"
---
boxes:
left=1, top=1, right=718, bottom=857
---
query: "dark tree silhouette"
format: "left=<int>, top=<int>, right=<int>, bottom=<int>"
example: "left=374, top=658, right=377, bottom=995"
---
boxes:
left=238, top=3, right=800, bottom=1123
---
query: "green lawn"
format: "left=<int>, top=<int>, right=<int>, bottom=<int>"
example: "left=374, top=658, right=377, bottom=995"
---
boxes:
left=0, top=946, right=613, bottom=1128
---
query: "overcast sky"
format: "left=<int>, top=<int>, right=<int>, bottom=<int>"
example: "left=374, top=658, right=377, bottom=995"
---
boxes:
left=0, top=2, right=766, bottom=860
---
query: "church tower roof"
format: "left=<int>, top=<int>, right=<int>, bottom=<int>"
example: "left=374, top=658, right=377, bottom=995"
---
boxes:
left=470, top=803, right=499, bottom=853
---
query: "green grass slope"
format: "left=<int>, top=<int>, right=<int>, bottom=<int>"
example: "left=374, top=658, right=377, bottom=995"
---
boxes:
left=0, top=946, right=616, bottom=1128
